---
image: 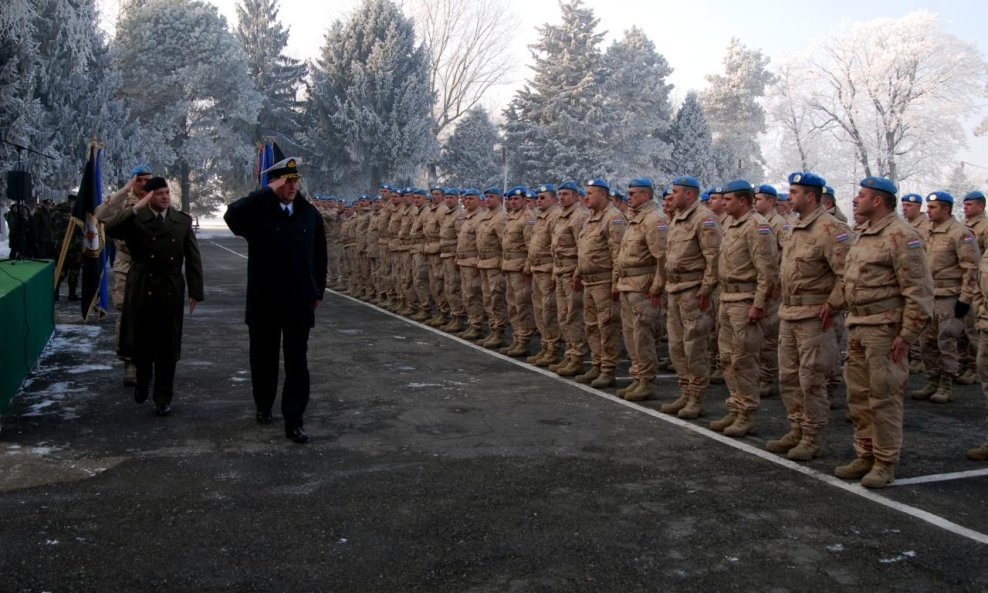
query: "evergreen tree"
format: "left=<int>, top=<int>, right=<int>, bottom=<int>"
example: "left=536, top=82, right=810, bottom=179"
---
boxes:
left=669, top=92, right=718, bottom=185
left=503, top=0, right=608, bottom=184
left=602, top=27, right=674, bottom=183
left=944, top=162, right=975, bottom=201
left=0, top=0, right=43, bottom=194
left=114, top=0, right=262, bottom=212
left=700, top=38, right=774, bottom=181
left=437, top=107, right=501, bottom=188
left=235, top=0, right=306, bottom=145
left=305, top=0, right=436, bottom=193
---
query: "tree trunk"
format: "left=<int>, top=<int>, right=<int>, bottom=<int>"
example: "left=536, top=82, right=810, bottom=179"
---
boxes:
left=180, top=159, right=191, bottom=213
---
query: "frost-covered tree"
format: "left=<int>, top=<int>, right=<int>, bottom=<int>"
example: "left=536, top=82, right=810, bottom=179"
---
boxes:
left=603, top=27, right=674, bottom=182
left=236, top=0, right=305, bottom=145
left=305, top=0, right=436, bottom=193
left=944, top=162, right=975, bottom=198
left=114, top=0, right=262, bottom=212
left=669, top=92, right=718, bottom=185
left=700, top=38, right=774, bottom=181
left=503, top=0, right=609, bottom=184
left=0, top=0, right=43, bottom=196
left=437, top=107, right=501, bottom=187
left=775, top=11, right=986, bottom=186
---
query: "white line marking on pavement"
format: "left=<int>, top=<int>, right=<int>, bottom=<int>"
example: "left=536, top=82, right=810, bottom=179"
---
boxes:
left=892, top=468, right=988, bottom=487
left=207, top=240, right=248, bottom=259
left=325, top=288, right=988, bottom=546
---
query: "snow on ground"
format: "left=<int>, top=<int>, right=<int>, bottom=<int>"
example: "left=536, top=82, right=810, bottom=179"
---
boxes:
left=1, top=236, right=9, bottom=259
left=195, top=215, right=233, bottom=239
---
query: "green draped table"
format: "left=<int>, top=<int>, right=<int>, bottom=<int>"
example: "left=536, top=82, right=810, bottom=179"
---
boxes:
left=0, top=259, right=54, bottom=415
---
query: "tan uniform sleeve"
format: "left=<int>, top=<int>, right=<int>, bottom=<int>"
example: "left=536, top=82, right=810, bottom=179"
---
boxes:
left=894, top=233, right=935, bottom=344
left=95, top=187, right=131, bottom=224
left=698, top=217, right=721, bottom=298
left=748, top=221, right=779, bottom=310
left=608, top=212, right=627, bottom=285
left=825, top=222, right=851, bottom=311
left=647, top=218, right=668, bottom=296
left=957, top=230, right=981, bottom=305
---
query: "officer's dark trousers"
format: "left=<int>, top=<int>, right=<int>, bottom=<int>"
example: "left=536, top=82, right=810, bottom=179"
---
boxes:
left=248, top=321, right=311, bottom=430
left=134, top=307, right=179, bottom=406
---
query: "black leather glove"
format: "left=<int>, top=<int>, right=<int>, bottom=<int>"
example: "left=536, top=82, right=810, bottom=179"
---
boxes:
left=954, top=300, right=971, bottom=319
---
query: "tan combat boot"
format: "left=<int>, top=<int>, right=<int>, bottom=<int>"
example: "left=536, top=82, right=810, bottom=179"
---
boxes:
left=786, top=432, right=823, bottom=461
left=458, top=326, right=484, bottom=341
left=425, top=313, right=447, bottom=327
left=930, top=376, right=953, bottom=404
left=480, top=329, right=505, bottom=349
left=624, top=381, right=656, bottom=402
left=660, top=380, right=690, bottom=414
left=967, top=443, right=988, bottom=460
left=575, top=366, right=601, bottom=384
left=411, top=309, right=431, bottom=322
left=590, top=372, right=615, bottom=388
left=617, top=380, right=640, bottom=398
left=766, top=426, right=802, bottom=453
left=537, top=348, right=563, bottom=368
left=677, top=385, right=704, bottom=419
left=709, top=412, right=737, bottom=432
left=908, top=359, right=923, bottom=374
left=723, top=412, right=755, bottom=437
left=834, top=456, right=874, bottom=480
left=555, top=358, right=585, bottom=377
left=860, top=461, right=895, bottom=488
left=442, top=317, right=465, bottom=333
left=122, top=361, right=137, bottom=386
left=956, top=368, right=977, bottom=385
left=910, top=377, right=938, bottom=400
left=526, top=346, right=548, bottom=365
left=504, top=341, right=530, bottom=357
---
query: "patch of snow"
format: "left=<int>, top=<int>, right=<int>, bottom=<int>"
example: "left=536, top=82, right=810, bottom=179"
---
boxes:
left=66, top=364, right=113, bottom=374
left=44, top=540, right=59, bottom=545
left=407, top=383, right=442, bottom=388
left=337, top=329, right=360, bottom=335
left=827, top=543, right=845, bottom=553
left=391, top=335, right=407, bottom=340
left=879, top=550, right=917, bottom=564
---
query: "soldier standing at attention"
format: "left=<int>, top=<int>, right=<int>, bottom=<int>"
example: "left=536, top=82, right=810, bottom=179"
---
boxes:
left=709, top=180, right=778, bottom=437
left=660, top=176, right=721, bottom=419
left=423, top=186, right=449, bottom=327
left=475, top=187, right=508, bottom=349
left=106, top=177, right=204, bottom=417
left=525, top=184, right=563, bottom=367
left=96, top=164, right=153, bottom=387
left=900, top=192, right=932, bottom=374
left=823, top=185, right=849, bottom=407
left=500, top=186, right=536, bottom=357
left=615, top=178, right=667, bottom=401
left=959, top=191, right=988, bottom=384
left=374, top=186, right=396, bottom=305
left=766, top=172, right=849, bottom=461
left=572, top=179, right=626, bottom=388
left=439, top=188, right=465, bottom=333
left=836, top=177, right=933, bottom=488
left=53, top=193, right=82, bottom=301
left=910, top=191, right=980, bottom=404
left=455, top=189, right=486, bottom=341
left=753, top=184, right=788, bottom=398
left=408, top=189, right=432, bottom=321
left=550, top=181, right=590, bottom=377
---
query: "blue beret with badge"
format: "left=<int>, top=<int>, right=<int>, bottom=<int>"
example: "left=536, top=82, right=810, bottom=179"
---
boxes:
left=756, top=183, right=778, bottom=197
left=483, top=186, right=502, bottom=196
left=586, top=178, right=610, bottom=191
left=860, top=176, right=897, bottom=196
left=823, top=185, right=835, bottom=196
left=671, top=175, right=701, bottom=189
left=558, top=180, right=579, bottom=192
left=787, top=171, right=826, bottom=188
left=708, top=185, right=724, bottom=196
left=964, top=190, right=986, bottom=202
left=462, top=188, right=481, bottom=197
left=699, top=192, right=709, bottom=202
left=629, top=177, right=653, bottom=189
left=901, top=193, right=922, bottom=204
left=412, top=187, right=428, bottom=196
left=609, top=188, right=626, bottom=201
left=525, top=189, right=537, bottom=199
left=577, top=187, right=586, bottom=197
left=506, top=185, right=527, bottom=197
left=723, top=179, right=753, bottom=193
left=131, top=163, right=152, bottom=176
left=430, top=184, right=443, bottom=192
left=380, top=183, right=394, bottom=192
left=537, top=183, right=557, bottom=193
left=927, top=191, right=953, bottom=204
left=444, top=187, right=460, bottom=196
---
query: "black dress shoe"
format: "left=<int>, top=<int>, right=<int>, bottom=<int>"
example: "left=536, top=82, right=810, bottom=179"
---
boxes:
left=286, top=427, right=309, bottom=444
left=256, top=410, right=274, bottom=425
left=134, top=386, right=149, bottom=404
left=154, top=403, right=172, bottom=417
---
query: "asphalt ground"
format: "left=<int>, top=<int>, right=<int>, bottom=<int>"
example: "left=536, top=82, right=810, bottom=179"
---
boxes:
left=2, top=233, right=988, bottom=592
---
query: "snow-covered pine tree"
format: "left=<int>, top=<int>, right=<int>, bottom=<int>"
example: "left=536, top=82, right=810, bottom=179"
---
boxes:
left=113, top=0, right=262, bottom=212
left=437, top=107, right=501, bottom=188
left=602, top=26, right=674, bottom=184
left=0, top=0, right=43, bottom=196
left=305, top=0, right=435, bottom=193
left=669, top=92, right=718, bottom=186
left=503, top=0, right=609, bottom=185
left=235, top=0, right=305, bottom=145
left=700, top=38, right=774, bottom=182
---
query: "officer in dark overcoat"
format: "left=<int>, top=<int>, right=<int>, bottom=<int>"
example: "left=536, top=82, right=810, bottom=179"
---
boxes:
left=105, top=177, right=204, bottom=416
left=224, top=157, right=327, bottom=444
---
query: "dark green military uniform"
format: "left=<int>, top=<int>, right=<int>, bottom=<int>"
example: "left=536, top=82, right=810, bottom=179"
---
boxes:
left=53, top=197, right=83, bottom=300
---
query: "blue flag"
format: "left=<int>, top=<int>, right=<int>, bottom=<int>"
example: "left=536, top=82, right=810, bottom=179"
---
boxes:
left=72, top=144, right=108, bottom=321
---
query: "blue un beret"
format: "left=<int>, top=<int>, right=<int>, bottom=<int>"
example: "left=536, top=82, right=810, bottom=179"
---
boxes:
left=823, top=185, right=835, bottom=196
left=537, top=183, right=557, bottom=193
left=699, top=192, right=710, bottom=202
left=462, top=188, right=481, bottom=197
left=483, top=186, right=502, bottom=196
left=927, top=191, right=954, bottom=205
left=577, top=187, right=586, bottom=197
left=723, top=179, right=753, bottom=193
left=525, top=190, right=537, bottom=199
left=430, top=184, right=443, bottom=192
left=559, top=180, right=579, bottom=192
left=586, top=178, right=610, bottom=191
left=444, top=187, right=461, bottom=196
left=131, top=163, right=152, bottom=176
left=788, top=171, right=826, bottom=188
left=609, top=188, right=626, bottom=201
left=506, top=185, right=527, bottom=197
left=860, top=176, right=897, bottom=196
left=964, top=190, right=986, bottom=202
left=671, top=176, right=701, bottom=189
left=778, top=192, right=789, bottom=202
left=628, top=178, right=653, bottom=189
left=901, top=193, right=923, bottom=204
left=756, top=184, right=778, bottom=197
left=380, top=183, right=394, bottom=192
left=412, top=188, right=428, bottom=197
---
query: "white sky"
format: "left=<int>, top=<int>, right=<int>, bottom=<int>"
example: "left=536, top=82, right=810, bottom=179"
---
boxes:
left=96, top=0, right=988, bottom=180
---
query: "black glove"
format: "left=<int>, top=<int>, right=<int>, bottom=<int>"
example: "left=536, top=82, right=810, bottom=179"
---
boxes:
left=954, top=301, right=971, bottom=319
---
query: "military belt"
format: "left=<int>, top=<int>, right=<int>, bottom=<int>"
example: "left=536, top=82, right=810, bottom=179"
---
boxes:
left=619, top=266, right=655, bottom=278
left=581, top=271, right=612, bottom=284
left=722, top=281, right=757, bottom=293
left=784, top=293, right=829, bottom=306
left=849, top=296, right=904, bottom=317
left=530, top=255, right=553, bottom=265
left=934, top=278, right=962, bottom=289
left=554, top=257, right=578, bottom=266
left=479, top=250, right=502, bottom=259
left=502, top=250, right=527, bottom=260
left=459, top=250, right=478, bottom=258
left=668, top=271, right=704, bottom=283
